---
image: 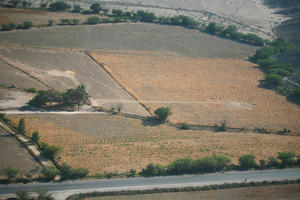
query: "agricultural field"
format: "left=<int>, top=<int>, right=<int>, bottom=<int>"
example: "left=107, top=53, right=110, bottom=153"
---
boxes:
left=0, top=46, right=149, bottom=115
left=0, top=7, right=107, bottom=26
left=91, top=51, right=300, bottom=132
left=85, top=184, right=300, bottom=200
left=0, top=23, right=257, bottom=59
left=0, top=126, right=38, bottom=175
left=7, top=114, right=300, bottom=174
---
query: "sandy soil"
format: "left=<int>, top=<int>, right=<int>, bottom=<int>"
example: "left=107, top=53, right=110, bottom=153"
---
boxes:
left=0, top=23, right=257, bottom=59
left=0, top=89, right=34, bottom=110
left=92, top=50, right=300, bottom=132
left=7, top=114, right=300, bottom=173
left=85, top=184, right=300, bottom=200
left=0, top=46, right=149, bottom=116
left=0, top=126, right=38, bottom=175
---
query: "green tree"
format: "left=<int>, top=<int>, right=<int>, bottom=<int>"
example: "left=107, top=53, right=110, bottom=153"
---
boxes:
left=35, top=189, right=54, bottom=200
left=28, top=90, right=62, bottom=107
left=154, top=107, right=172, bottom=123
left=265, top=74, right=283, bottom=87
left=86, top=16, right=100, bottom=24
left=238, top=154, right=257, bottom=170
left=42, top=145, right=62, bottom=160
left=9, top=0, right=20, bottom=8
left=31, top=131, right=39, bottom=144
left=72, top=5, right=81, bottom=13
left=40, top=166, right=58, bottom=181
left=17, top=118, right=25, bottom=135
left=112, top=9, right=123, bottom=16
left=15, top=191, right=30, bottom=200
left=60, top=162, right=72, bottom=180
left=48, top=19, right=55, bottom=26
left=4, top=167, right=19, bottom=179
left=72, top=18, right=80, bottom=25
left=277, top=151, right=296, bottom=167
left=22, top=1, right=31, bottom=8
left=49, top=1, right=71, bottom=11
left=141, top=163, right=165, bottom=177
left=1, top=22, right=16, bottom=31
left=90, top=3, right=102, bottom=14
left=167, top=158, right=193, bottom=174
left=62, top=85, right=90, bottom=107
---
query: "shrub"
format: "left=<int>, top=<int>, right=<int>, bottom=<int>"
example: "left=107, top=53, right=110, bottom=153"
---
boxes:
left=4, top=167, right=19, bottom=179
left=238, top=154, right=257, bottom=170
left=31, top=131, right=39, bottom=144
left=49, top=1, right=71, bottom=11
left=40, top=166, right=58, bottom=181
left=25, top=87, right=37, bottom=93
left=72, top=18, right=80, bottom=25
left=218, top=121, right=227, bottom=131
left=60, top=18, right=71, bottom=25
left=17, top=118, right=25, bottom=135
left=277, top=151, right=296, bottom=167
left=267, top=156, right=280, bottom=168
left=86, top=16, right=100, bottom=25
left=22, top=21, right=33, bottom=29
left=288, top=87, right=300, bottom=104
left=112, top=9, right=123, bottom=16
left=265, top=74, right=283, bottom=86
left=1, top=22, right=16, bottom=31
left=48, top=19, right=55, bottom=26
left=15, top=191, right=30, bottom=200
left=141, top=163, right=166, bottom=177
left=259, top=159, right=267, bottom=169
left=72, top=5, right=81, bottom=13
left=42, top=145, right=62, bottom=160
left=180, top=123, right=191, bottom=130
left=70, top=168, right=89, bottom=179
left=90, top=3, right=102, bottom=14
left=154, top=107, right=172, bottom=123
left=167, top=158, right=193, bottom=175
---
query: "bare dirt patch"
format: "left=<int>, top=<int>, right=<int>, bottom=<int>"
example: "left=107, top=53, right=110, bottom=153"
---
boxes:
left=7, top=114, right=300, bottom=174
left=0, top=89, right=34, bottom=110
left=0, top=126, right=38, bottom=175
left=91, top=51, right=300, bottom=132
left=0, top=23, right=257, bottom=59
left=85, top=184, right=300, bottom=200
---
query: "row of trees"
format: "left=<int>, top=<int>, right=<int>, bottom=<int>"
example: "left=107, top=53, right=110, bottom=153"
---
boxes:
left=0, top=0, right=31, bottom=8
left=140, top=152, right=300, bottom=177
left=28, top=85, right=90, bottom=109
left=1, top=21, right=33, bottom=31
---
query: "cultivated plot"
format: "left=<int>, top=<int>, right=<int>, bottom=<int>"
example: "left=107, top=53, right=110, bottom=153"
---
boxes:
left=0, top=46, right=149, bottom=116
left=8, top=114, right=300, bottom=173
left=0, top=126, right=38, bottom=175
left=92, top=51, right=300, bottom=132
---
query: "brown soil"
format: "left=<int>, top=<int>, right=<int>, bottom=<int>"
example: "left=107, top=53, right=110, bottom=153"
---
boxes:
left=7, top=114, right=300, bottom=174
left=91, top=50, right=300, bottom=132
left=85, top=184, right=300, bottom=200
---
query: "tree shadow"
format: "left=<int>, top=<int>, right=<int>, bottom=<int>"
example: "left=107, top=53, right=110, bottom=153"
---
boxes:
left=142, top=116, right=162, bottom=127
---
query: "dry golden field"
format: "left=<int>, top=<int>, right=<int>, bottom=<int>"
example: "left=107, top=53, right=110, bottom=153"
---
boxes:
left=7, top=114, right=300, bottom=174
left=91, top=51, right=300, bottom=132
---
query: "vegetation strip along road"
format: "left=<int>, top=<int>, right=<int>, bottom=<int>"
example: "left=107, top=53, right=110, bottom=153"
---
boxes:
left=1, top=168, right=300, bottom=200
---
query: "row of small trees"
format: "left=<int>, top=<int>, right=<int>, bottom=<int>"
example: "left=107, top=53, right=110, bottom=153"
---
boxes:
left=140, top=152, right=300, bottom=177
left=1, top=21, right=33, bottom=31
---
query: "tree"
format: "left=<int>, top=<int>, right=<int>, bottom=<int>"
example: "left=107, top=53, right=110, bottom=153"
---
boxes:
left=62, top=85, right=90, bottom=107
left=112, top=9, right=123, bottom=16
left=90, top=3, right=102, bottom=14
left=154, top=107, right=172, bottom=123
left=60, top=162, right=72, bottom=180
left=238, top=154, right=257, bottom=170
left=72, top=18, right=80, bottom=25
left=265, top=74, right=283, bottom=87
left=48, top=19, right=55, bottom=26
left=35, top=189, right=54, bottom=200
left=206, top=22, right=223, bottom=34
left=42, top=145, right=62, bottom=160
left=9, top=0, right=20, bottom=8
left=141, top=163, right=165, bottom=177
left=49, top=1, right=71, bottom=11
left=22, top=1, right=31, bottom=8
left=277, top=151, right=296, bottom=167
left=31, top=131, right=39, bottom=144
left=28, top=90, right=62, bottom=107
left=167, top=158, right=193, bottom=174
left=86, top=16, right=100, bottom=24
left=72, top=5, right=81, bottom=13
left=4, top=167, right=19, bottom=179
left=17, top=118, right=25, bottom=135
left=1, top=22, right=16, bottom=31
left=102, top=8, right=109, bottom=15
left=22, top=21, right=33, bottom=29
left=40, top=166, right=58, bottom=181
left=15, top=191, right=30, bottom=200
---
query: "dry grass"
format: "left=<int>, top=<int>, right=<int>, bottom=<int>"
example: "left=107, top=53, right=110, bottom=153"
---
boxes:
left=91, top=51, right=300, bottom=132
left=85, top=184, right=300, bottom=200
left=7, top=114, right=300, bottom=174
left=0, top=7, right=108, bottom=26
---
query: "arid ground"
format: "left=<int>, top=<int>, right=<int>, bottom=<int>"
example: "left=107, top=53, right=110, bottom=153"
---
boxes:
left=7, top=114, right=300, bottom=174
left=85, top=184, right=300, bottom=200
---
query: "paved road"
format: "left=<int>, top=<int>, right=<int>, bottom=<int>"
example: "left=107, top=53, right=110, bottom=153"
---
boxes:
left=1, top=168, right=300, bottom=200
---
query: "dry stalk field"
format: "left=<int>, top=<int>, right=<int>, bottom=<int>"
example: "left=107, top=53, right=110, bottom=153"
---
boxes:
left=91, top=51, right=300, bottom=132
left=85, top=184, right=300, bottom=200
left=0, top=126, right=38, bottom=175
left=7, top=114, right=300, bottom=174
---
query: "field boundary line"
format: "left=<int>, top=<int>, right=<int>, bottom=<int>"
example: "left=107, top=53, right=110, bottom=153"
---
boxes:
left=0, top=119, right=51, bottom=167
left=84, top=51, right=152, bottom=116
left=0, top=55, right=54, bottom=90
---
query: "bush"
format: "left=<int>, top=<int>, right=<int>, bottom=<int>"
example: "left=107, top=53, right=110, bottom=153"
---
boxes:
left=154, top=107, right=172, bottom=123
left=42, top=145, right=62, bottom=160
left=180, top=123, right=191, bottom=130
left=15, top=191, right=30, bottom=200
left=49, top=1, right=71, bottom=11
left=22, top=21, right=33, bottom=29
left=17, top=118, right=25, bottom=135
left=90, top=3, right=102, bottom=14
left=238, top=154, right=257, bottom=170
left=25, top=87, right=37, bottom=93
left=265, top=74, right=283, bottom=86
left=86, top=16, right=100, bottom=25
left=112, top=9, right=123, bottom=16
left=40, top=166, right=58, bottom=181
left=70, top=168, right=89, bottom=179
left=267, top=156, right=280, bottom=168
left=218, top=121, right=227, bottom=131
left=141, top=163, right=166, bottom=177
left=31, top=131, right=39, bottom=144
left=4, top=167, right=19, bottom=179
left=277, top=151, right=296, bottom=167
left=167, top=158, right=193, bottom=175
left=72, top=5, right=81, bottom=13
left=48, top=19, right=55, bottom=26
left=1, top=22, right=16, bottom=31
left=72, top=18, right=80, bottom=25
left=60, top=18, right=71, bottom=25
